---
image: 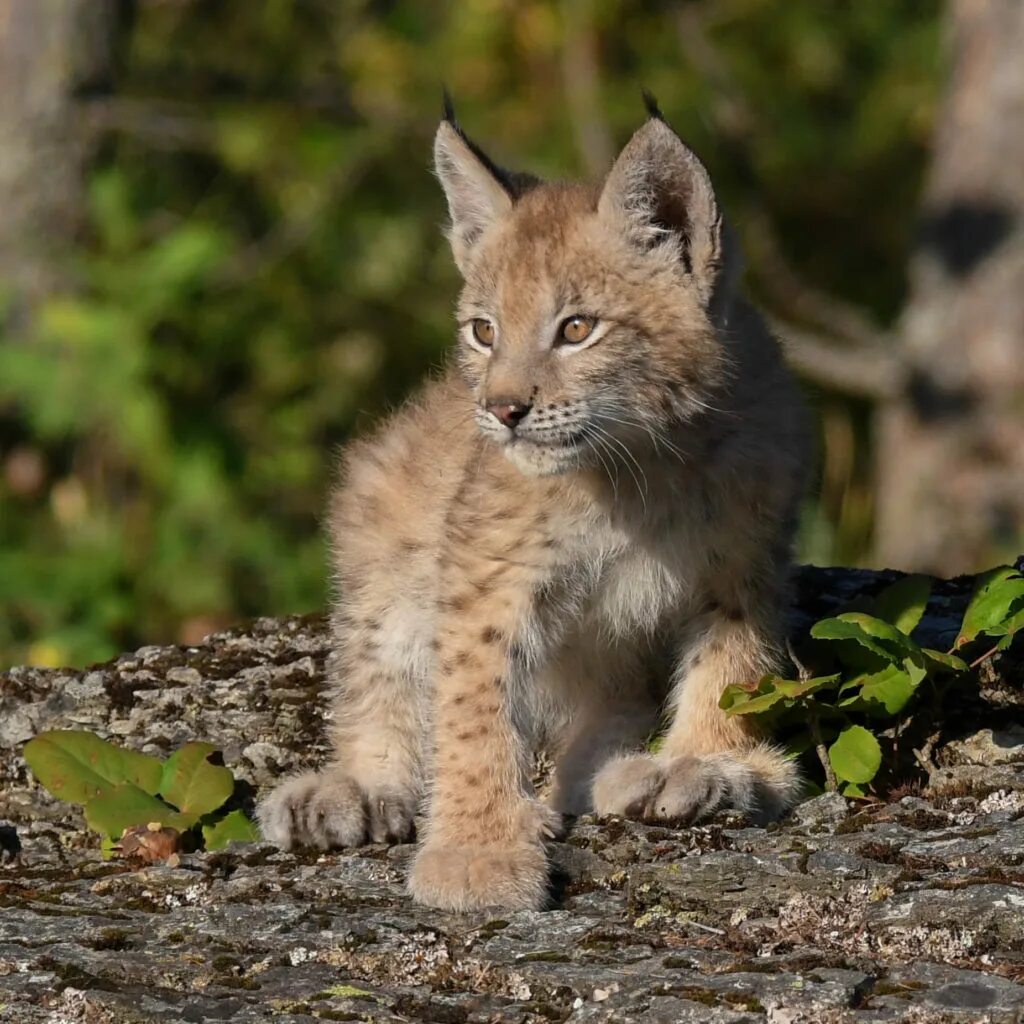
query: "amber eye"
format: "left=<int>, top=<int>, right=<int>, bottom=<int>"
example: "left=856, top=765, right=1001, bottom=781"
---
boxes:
left=471, top=319, right=495, bottom=348
left=559, top=315, right=596, bottom=345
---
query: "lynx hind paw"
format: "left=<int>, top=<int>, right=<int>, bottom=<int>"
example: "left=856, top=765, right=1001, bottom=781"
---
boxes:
left=591, top=753, right=666, bottom=820
left=648, top=754, right=754, bottom=823
left=593, top=750, right=799, bottom=826
left=256, top=770, right=417, bottom=850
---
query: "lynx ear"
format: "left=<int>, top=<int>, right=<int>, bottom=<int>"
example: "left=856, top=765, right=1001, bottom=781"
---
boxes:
left=599, top=116, right=734, bottom=310
left=434, top=118, right=515, bottom=273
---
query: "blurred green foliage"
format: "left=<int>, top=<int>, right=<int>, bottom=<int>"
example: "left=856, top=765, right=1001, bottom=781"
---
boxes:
left=0, top=0, right=943, bottom=668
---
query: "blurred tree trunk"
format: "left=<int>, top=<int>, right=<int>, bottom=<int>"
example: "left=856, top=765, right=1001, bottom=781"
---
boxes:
left=0, top=0, right=124, bottom=314
left=875, top=0, right=1024, bottom=574
left=674, top=0, right=1023, bottom=574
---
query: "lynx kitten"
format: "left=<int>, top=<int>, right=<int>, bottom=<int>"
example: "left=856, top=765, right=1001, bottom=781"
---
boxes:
left=258, top=100, right=811, bottom=911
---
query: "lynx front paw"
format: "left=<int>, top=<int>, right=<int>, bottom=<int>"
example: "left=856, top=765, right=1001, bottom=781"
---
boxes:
left=592, top=753, right=759, bottom=825
left=408, top=838, right=549, bottom=911
left=407, top=800, right=558, bottom=911
left=257, top=769, right=417, bottom=850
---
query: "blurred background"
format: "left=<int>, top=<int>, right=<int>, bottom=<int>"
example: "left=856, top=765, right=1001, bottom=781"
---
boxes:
left=1, top=0, right=1021, bottom=669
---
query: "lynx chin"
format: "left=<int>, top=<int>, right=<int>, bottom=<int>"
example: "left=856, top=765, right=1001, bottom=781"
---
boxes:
left=258, top=99, right=811, bottom=911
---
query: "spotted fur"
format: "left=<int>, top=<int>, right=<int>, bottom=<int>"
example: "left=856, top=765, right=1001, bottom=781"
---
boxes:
left=258, top=107, right=811, bottom=911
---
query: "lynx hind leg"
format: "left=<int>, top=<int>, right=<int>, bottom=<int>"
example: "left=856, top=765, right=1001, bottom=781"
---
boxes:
left=594, top=600, right=803, bottom=826
left=542, top=635, right=658, bottom=817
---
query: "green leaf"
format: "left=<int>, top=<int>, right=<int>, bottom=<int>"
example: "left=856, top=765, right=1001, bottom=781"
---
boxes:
left=132, top=223, right=228, bottom=320
left=839, top=658, right=924, bottom=714
left=812, top=613, right=920, bottom=662
left=773, top=674, right=841, bottom=699
left=1002, top=606, right=1024, bottom=638
left=721, top=676, right=786, bottom=716
left=159, top=742, right=235, bottom=818
left=720, top=680, right=763, bottom=712
left=922, top=648, right=968, bottom=673
left=730, top=690, right=786, bottom=715
left=828, top=725, right=882, bottom=784
left=24, top=731, right=163, bottom=805
left=841, top=782, right=867, bottom=798
left=956, top=567, right=1024, bottom=647
left=203, top=810, right=261, bottom=851
left=858, top=665, right=916, bottom=715
left=905, top=653, right=927, bottom=687
left=722, top=672, right=842, bottom=719
left=986, top=607, right=1024, bottom=648
left=85, top=783, right=194, bottom=839
left=837, top=677, right=862, bottom=696
left=872, top=574, right=931, bottom=635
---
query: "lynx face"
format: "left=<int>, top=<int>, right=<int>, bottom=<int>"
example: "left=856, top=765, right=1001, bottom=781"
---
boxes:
left=435, top=116, right=735, bottom=478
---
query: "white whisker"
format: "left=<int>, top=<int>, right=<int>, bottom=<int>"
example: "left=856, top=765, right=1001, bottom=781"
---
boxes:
left=582, top=430, right=619, bottom=505
left=589, top=421, right=648, bottom=514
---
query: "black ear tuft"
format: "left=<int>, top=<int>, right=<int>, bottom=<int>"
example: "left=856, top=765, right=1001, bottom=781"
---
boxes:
left=442, top=86, right=457, bottom=126
left=437, top=90, right=540, bottom=201
left=641, top=89, right=666, bottom=123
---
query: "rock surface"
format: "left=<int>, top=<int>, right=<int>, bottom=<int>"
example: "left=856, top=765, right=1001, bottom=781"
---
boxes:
left=1, top=565, right=1023, bottom=1023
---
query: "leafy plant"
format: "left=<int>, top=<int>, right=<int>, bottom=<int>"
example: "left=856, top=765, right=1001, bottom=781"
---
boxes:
left=24, top=731, right=259, bottom=857
left=721, top=566, right=1024, bottom=796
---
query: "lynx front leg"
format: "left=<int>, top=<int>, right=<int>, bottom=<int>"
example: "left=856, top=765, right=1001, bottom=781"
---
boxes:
left=257, top=607, right=426, bottom=849
left=408, top=527, right=562, bottom=911
left=593, top=599, right=802, bottom=826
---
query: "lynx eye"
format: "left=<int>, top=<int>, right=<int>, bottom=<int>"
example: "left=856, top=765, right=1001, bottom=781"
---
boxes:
left=558, top=315, right=596, bottom=345
left=471, top=318, right=495, bottom=348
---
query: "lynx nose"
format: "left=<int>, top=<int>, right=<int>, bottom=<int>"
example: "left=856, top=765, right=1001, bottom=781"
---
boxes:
left=486, top=399, right=532, bottom=429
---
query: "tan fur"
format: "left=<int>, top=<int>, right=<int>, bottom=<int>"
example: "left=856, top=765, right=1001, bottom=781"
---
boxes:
left=258, top=111, right=811, bottom=911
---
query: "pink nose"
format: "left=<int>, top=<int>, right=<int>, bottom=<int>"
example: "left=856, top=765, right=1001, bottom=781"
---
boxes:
left=486, top=399, right=532, bottom=429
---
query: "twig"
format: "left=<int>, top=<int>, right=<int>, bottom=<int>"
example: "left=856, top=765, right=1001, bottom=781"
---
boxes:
left=968, top=642, right=1002, bottom=670
left=81, top=97, right=214, bottom=150
left=771, top=318, right=901, bottom=400
left=785, top=638, right=812, bottom=681
left=745, top=209, right=894, bottom=355
left=912, top=729, right=942, bottom=775
left=808, top=711, right=839, bottom=792
left=680, top=919, right=726, bottom=936
left=788, top=640, right=841, bottom=791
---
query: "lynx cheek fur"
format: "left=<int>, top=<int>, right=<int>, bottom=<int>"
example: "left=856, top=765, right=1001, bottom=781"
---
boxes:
left=257, top=102, right=811, bottom=912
